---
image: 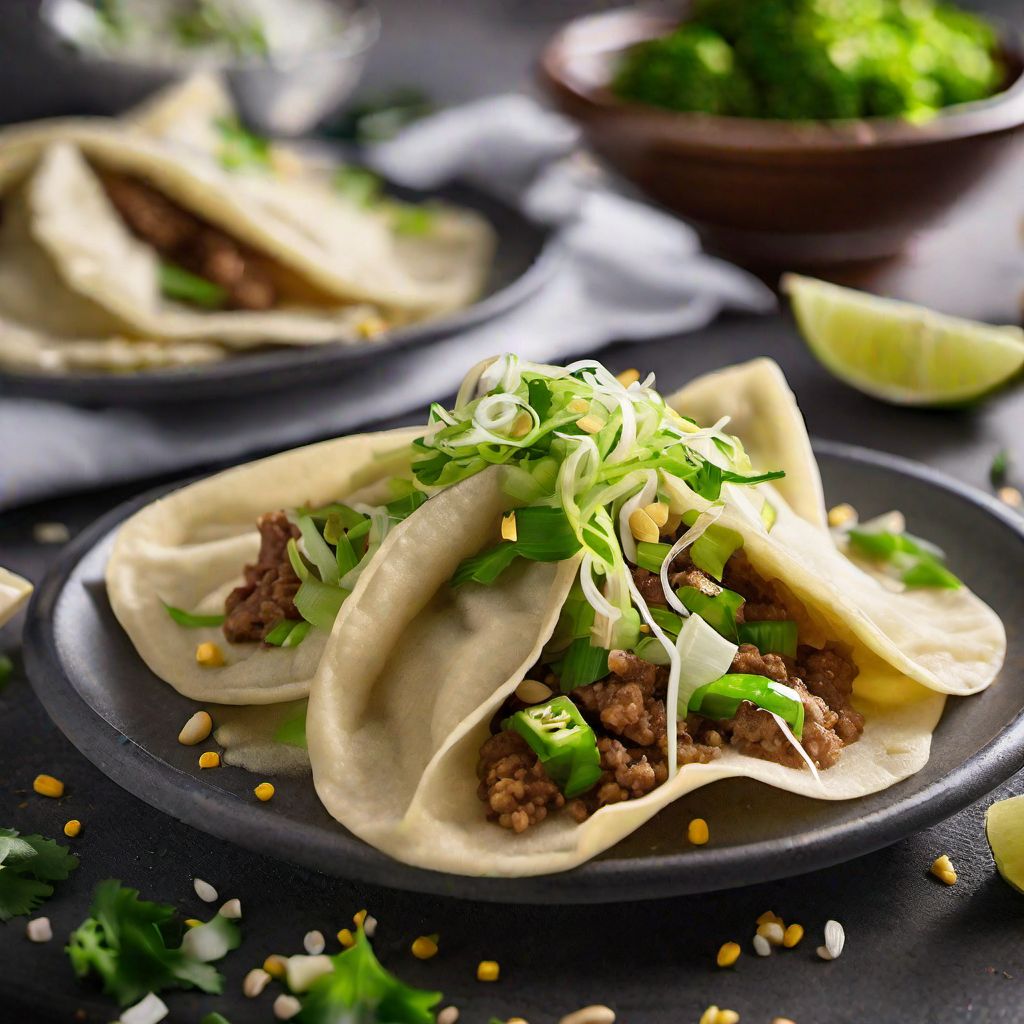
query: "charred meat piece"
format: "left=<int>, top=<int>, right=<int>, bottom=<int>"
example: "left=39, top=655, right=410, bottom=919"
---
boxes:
left=223, top=511, right=301, bottom=644
left=100, top=172, right=277, bottom=311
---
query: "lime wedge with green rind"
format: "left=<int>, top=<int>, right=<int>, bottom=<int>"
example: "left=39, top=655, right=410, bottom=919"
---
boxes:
left=783, top=274, right=1024, bottom=406
left=986, top=794, right=1024, bottom=895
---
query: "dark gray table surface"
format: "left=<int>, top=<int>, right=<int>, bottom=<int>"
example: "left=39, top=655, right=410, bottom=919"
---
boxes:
left=2, top=1, right=1024, bottom=1022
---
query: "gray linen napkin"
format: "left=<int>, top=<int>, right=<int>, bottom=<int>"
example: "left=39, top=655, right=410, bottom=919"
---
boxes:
left=0, top=95, right=773, bottom=511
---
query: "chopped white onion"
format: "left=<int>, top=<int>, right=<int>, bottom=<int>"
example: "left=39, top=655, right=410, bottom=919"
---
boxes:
left=674, top=613, right=738, bottom=713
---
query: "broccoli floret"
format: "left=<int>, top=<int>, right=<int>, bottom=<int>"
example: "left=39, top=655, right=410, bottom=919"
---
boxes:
left=612, top=0, right=1003, bottom=122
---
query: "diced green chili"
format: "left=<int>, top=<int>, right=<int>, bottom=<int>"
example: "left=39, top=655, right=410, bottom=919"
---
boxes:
left=503, top=696, right=601, bottom=797
left=688, top=673, right=805, bottom=738
left=676, top=586, right=744, bottom=642
left=737, top=620, right=798, bottom=658
left=163, top=602, right=226, bottom=628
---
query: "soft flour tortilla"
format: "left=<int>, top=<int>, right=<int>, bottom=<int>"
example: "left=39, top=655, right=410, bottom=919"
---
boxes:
left=0, top=568, right=33, bottom=628
left=667, top=358, right=826, bottom=528
left=307, top=464, right=1003, bottom=876
left=106, top=427, right=419, bottom=705
left=306, top=360, right=1004, bottom=876
left=0, top=76, right=494, bottom=372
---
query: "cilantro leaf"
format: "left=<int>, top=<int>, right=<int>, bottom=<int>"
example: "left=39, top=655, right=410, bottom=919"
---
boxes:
left=68, top=881, right=231, bottom=1007
left=0, top=828, right=79, bottom=921
left=296, top=928, right=441, bottom=1024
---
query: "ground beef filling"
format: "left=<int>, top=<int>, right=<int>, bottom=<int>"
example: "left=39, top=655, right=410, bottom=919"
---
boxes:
left=222, top=511, right=302, bottom=644
left=100, top=172, right=278, bottom=311
left=478, top=550, right=866, bottom=833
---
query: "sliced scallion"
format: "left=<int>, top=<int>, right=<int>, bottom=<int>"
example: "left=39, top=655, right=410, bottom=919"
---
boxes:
left=163, top=602, right=226, bottom=628
left=264, top=619, right=297, bottom=646
left=676, top=586, right=744, bottom=642
left=158, top=262, right=227, bottom=309
left=737, top=620, right=798, bottom=658
left=682, top=510, right=743, bottom=581
left=558, top=637, right=610, bottom=691
left=688, top=673, right=805, bottom=738
left=294, top=577, right=349, bottom=631
left=636, top=541, right=673, bottom=574
left=297, top=516, right=341, bottom=587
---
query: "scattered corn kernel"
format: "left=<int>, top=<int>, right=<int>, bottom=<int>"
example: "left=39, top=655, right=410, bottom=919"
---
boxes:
left=254, top=782, right=275, bottom=802
left=194, top=878, right=218, bottom=902
left=628, top=508, right=660, bottom=544
left=576, top=414, right=604, bottom=435
left=501, top=512, right=518, bottom=542
left=639, top=623, right=651, bottom=634
left=274, top=993, right=302, bottom=1020
left=701, top=1008, right=740, bottom=1024
left=33, top=774, right=64, bottom=799
left=615, top=368, right=640, bottom=387
left=643, top=502, right=669, bottom=528
left=196, top=642, right=224, bottom=668
left=411, top=936, right=439, bottom=960
left=752, top=934, right=771, bottom=957
left=771, top=1018, right=797, bottom=1024
left=827, top=503, right=857, bottom=528
left=185, top=919, right=203, bottom=928
left=263, top=954, right=287, bottom=979
left=63, top=819, right=81, bottom=838
left=178, top=710, right=213, bottom=746
left=757, top=921, right=785, bottom=946
left=783, top=923, right=804, bottom=948
left=355, top=315, right=388, bottom=340
left=716, top=941, right=741, bottom=968
left=26, top=917, right=53, bottom=943
left=337, top=928, right=356, bottom=948
left=304, top=930, right=325, bottom=955
left=243, top=967, right=272, bottom=998
left=931, top=854, right=958, bottom=885
left=688, top=817, right=710, bottom=846
left=220, top=899, right=242, bottom=919
left=353, top=909, right=368, bottom=928
left=567, top=398, right=590, bottom=415
left=558, top=1006, right=616, bottom=1024
left=363, top=914, right=378, bottom=937
left=757, top=911, right=784, bottom=927
left=198, top=751, right=221, bottom=769
left=699, top=1009, right=719, bottom=1024
left=509, top=412, right=533, bottom=439
left=998, top=486, right=1022, bottom=509
left=437, top=1008, right=459, bottom=1024
left=476, top=960, right=500, bottom=982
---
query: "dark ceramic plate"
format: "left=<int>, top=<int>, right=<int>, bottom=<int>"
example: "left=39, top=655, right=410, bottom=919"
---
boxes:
left=23, top=442, right=1024, bottom=904
left=0, top=182, right=557, bottom=406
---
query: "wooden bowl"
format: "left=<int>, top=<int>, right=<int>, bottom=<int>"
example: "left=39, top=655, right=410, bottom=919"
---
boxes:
left=539, top=7, right=1024, bottom=272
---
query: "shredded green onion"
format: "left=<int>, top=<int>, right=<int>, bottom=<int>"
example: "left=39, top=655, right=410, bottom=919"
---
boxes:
left=158, top=263, right=227, bottom=309
left=163, top=602, right=226, bottom=628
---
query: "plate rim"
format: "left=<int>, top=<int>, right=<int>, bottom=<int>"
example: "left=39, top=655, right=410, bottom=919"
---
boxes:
left=0, top=180, right=561, bottom=406
left=22, top=439, right=1024, bottom=904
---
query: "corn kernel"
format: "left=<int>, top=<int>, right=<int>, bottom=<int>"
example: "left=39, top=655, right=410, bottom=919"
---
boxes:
left=771, top=1018, right=797, bottom=1024
left=643, top=502, right=669, bottom=528
left=931, top=854, right=957, bottom=885
left=567, top=398, right=590, bottom=415
left=476, top=960, right=500, bottom=982
left=356, top=315, right=388, bottom=339
left=353, top=909, right=368, bottom=928
left=254, top=782, right=275, bottom=802
left=998, top=486, right=1022, bottom=509
left=576, top=415, right=604, bottom=435
left=615, top=368, right=640, bottom=387
left=198, top=751, right=221, bottom=769
left=185, top=918, right=203, bottom=928
left=337, top=928, right=356, bottom=948
left=827, top=503, right=857, bottom=528
left=757, top=921, right=785, bottom=946
left=411, top=936, right=439, bottom=960
left=782, top=923, right=804, bottom=948
left=757, top=910, right=784, bottom=927
left=263, top=955, right=287, bottom=979
left=33, top=774, right=64, bottom=799
left=501, top=512, right=518, bottom=542
left=716, top=941, right=741, bottom=968
left=699, top=1007, right=719, bottom=1024
left=63, top=819, right=81, bottom=838
left=509, top=412, right=533, bottom=439
left=687, top=817, right=710, bottom=846
left=628, top=508, right=659, bottom=544
left=178, top=710, right=213, bottom=746
left=196, top=641, right=224, bottom=668
left=718, top=1012, right=740, bottom=1024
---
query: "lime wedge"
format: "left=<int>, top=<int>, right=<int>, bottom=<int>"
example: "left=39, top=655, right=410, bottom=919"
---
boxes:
left=783, top=274, right=1024, bottom=406
left=986, top=794, right=1024, bottom=894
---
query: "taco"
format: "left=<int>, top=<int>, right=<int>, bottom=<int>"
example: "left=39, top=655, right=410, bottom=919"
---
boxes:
left=305, top=355, right=1005, bottom=876
left=106, top=426, right=421, bottom=705
left=0, top=77, right=493, bottom=373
